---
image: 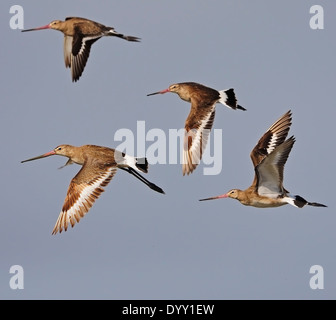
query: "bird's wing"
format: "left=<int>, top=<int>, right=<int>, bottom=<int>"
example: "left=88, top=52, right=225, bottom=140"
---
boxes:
left=182, top=100, right=216, bottom=175
left=65, top=17, right=91, bottom=22
left=52, top=161, right=117, bottom=234
left=249, top=110, right=292, bottom=189
left=255, top=136, right=295, bottom=198
left=63, top=36, right=72, bottom=68
left=70, top=28, right=102, bottom=82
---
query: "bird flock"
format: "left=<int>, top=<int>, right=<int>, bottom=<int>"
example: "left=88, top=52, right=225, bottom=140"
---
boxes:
left=21, top=16, right=327, bottom=235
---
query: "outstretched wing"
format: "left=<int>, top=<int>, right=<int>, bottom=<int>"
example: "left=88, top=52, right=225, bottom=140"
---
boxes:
left=182, top=104, right=216, bottom=176
left=52, top=162, right=117, bottom=234
left=256, top=136, right=295, bottom=197
left=70, top=29, right=102, bottom=82
left=250, top=110, right=292, bottom=168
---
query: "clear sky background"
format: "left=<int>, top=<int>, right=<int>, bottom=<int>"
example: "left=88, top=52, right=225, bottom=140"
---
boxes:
left=1, top=1, right=335, bottom=299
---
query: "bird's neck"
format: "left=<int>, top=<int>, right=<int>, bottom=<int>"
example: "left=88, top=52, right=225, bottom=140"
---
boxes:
left=236, top=188, right=254, bottom=206
left=66, top=146, right=85, bottom=165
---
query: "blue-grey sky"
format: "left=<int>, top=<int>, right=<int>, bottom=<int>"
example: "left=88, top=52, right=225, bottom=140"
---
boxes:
left=1, top=1, right=335, bottom=299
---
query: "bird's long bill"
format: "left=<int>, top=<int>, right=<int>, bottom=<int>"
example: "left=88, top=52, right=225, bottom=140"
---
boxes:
left=21, top=24, right=50, bottom=32
left=147, top=88, right=169, bottom=96
left=199, top=194, right=228, bottom=201
left=21, top=150, right=55, bottom=163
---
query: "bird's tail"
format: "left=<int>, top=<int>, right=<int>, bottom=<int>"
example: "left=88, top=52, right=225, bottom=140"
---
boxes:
left=106, top=28, right=140, bottom=42
left=114, top=151, right=148, bottom=173
left=218, top=88, right=246, bottom=111
left=284, top=195, right=327, bottom=208
left=135, top=157, right=148, bottom=173
left=114, top=150, right=164, bottom=194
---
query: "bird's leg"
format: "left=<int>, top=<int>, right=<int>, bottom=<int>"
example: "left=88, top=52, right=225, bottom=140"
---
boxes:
left=58, top=159, right=74, bottom=170
left=119, top=167, right=165, bottom=194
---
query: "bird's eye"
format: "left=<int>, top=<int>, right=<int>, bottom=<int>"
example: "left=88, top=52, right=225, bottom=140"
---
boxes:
left=57, top=147, right=62, bottom=151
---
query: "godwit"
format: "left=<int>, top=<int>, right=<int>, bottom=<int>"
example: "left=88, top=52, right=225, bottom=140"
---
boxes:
left=21, top=145, right=164, bottom=234
left=200, top=110, right=327, bottom=208
left=22, top=17, right=140, bottom=82
left=147, top=82, right=245, bottom=175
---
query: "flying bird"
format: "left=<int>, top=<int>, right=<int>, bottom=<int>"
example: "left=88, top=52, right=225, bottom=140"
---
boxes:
left=21, top=144, right=164, bottom=234
left=22, top=17, right=140, bottom=82
left=147, top=82, right=245, bottom=175
left=200, top=110, right=327, bottom=208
